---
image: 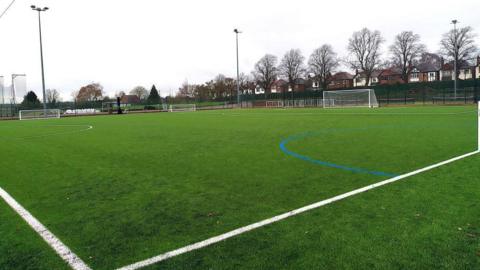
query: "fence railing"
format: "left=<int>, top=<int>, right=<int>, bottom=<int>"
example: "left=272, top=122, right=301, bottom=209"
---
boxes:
left=1, top=79, right=478, bottom=119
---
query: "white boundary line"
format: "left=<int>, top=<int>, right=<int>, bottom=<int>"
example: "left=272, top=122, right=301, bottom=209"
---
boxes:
left=0, top=125, right=94, bottom=140
left=0, top=186, right=92, bottom=270
left=117, top=149, right=480, bottom=270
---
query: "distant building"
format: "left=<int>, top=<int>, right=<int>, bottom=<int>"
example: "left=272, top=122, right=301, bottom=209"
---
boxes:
left=476, top=56, right=480, bottom=79
left=292, top=78, right=308, bottom=92
left=440, top=59, right=478, bottom=81
left=328, top=72, right=354, bottom=89
left=378, top=67, right=404, bottom=85
left=353, top=71, right=380, bottom=87
left=270, top=79, right=288, bottom=93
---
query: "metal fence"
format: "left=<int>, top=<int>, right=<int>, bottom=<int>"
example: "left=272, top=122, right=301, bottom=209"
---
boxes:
left=1, top=79, right=478, bottom=120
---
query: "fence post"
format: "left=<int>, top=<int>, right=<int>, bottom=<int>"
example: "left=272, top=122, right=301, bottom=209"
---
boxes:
left=387, top=88, right=390, bottom=106
left=423, top=88, right=426, bottom=105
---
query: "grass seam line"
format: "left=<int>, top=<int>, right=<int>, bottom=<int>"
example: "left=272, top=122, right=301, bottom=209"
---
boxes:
left=0, top=187, right=92, bottom=270
left=116, top=150, right=480, bottom=270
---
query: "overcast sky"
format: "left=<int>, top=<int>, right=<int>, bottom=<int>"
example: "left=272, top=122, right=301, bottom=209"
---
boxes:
left=0, top=0, right=479, bottom=100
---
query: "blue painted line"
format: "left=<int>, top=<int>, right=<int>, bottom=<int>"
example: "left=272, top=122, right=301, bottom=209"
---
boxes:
left=279, top=133, right=399, bottom=177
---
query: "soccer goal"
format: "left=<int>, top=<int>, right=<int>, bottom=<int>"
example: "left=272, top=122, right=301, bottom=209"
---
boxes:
left=266, top=100, right=283, bottom=108
left=19, top=109, right=61, bottom=120
left=323, top=89, right=378, bottom=108
left=169, top=104, right=196, bottom=112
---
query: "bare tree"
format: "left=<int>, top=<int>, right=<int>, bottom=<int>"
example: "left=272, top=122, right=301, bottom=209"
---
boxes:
left=253, top=54, right=278, bottom=97
left=214, top=74, right=227, bottom=98
left=440, top=26, right=478, bottom=78
left=308, top=44, right=338, bottom=90
left=390, top=31, right=426, bottom=82
left=347, top=28, right=385, bottom=86
left=279, top=49, right=305, bottom=98
left=417, top=52, right=443, bottom=69
left=177, top=80, right=195, bottom=98
left=238, top=73, right=255, bottom=94
left=129, top=86, right=149, bottom=100
left=45, top=89, right=61, bottom=104
left=115, top=91, right=126, bottom=98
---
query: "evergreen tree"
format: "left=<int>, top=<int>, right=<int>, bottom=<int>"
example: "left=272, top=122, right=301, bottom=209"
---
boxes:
left=147, top=84, right=161, bottom=104
left=21, top=91, right=41, bottom=109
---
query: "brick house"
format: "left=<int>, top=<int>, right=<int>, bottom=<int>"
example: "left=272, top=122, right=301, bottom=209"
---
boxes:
left=328, top=72, right=354, bottom=89
left=270, top=79, right=288, bottom=93
left=378, top=67, right=404, bottom=85
left=410, top=61, right=442, bottom=82
left=292, top=78, right=308, bottom=92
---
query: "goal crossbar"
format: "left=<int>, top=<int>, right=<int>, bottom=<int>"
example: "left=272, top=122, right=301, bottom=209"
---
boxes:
left=168, top=104, right=196, bottom=112
left=323, top=89, right=378, bottom=108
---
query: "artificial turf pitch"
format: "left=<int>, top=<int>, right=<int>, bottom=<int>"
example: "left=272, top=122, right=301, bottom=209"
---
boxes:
left=0, top=106, right=479, bottom=270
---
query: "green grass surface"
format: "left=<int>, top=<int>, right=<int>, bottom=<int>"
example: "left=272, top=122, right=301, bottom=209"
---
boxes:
left=0, top=201, right=69, bottom=270
left=0, top=106, right=478, bottom=270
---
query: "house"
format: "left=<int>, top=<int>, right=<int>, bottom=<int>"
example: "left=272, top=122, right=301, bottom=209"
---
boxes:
left=476, top=56, right=480, bottom=79
left=307, top=74, right=321, bottom=89
left=353, top=71, right=380, bottom=87
left=409, top=53, right=443, bottom=82
left=292, top=78, right=308, bottom=92
left=440, top=60, right=476, bottom=81
left=378, top=67, right=404, bottom=85
left=270, top=79, right=288, bottom=93
left=413, top=60, right=442, bottom=82
left=408, top=66, right=422, bottom=83
left=120, top=95, right=141, bottom=104
left=328, top=72, right=354, bottom=89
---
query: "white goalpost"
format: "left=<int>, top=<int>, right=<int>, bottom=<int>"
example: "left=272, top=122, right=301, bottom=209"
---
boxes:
left=168, top=104, right=196, bottom=112
left=19, top=109, right=61, bottom=120
left=323, top=89, right=378, bottom=108
left=266, top=100, right=283, bottom=108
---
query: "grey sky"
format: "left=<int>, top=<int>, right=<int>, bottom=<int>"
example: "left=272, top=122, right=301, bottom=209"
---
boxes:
left=0, top=0, right=479, bottom=100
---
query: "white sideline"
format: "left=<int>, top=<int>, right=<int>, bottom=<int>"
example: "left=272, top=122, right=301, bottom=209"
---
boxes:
left=117, top=150, right=480, bottom=270
left=0, top=187, right=92, bottom=270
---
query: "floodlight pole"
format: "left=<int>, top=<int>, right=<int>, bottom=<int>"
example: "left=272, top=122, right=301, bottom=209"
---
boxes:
left=234, top=29, right=242, bottom=107
left=11, top=75, right=16, bottom=105
left=452, top=20, right=458, bottom=100
left=31, top=5, right=48, bottom=113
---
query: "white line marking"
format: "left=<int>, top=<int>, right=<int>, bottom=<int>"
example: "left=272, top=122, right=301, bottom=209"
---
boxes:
left=0, top=125, right=94, bottom=140
left=117, top=150, right=480, bottom=270
left=0, top=187, right=92, bottom=270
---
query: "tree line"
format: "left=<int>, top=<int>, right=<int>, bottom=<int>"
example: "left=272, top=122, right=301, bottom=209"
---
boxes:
left=71, top=83, right=162, bottom=104
left=177, top=26, right=478, bottom=100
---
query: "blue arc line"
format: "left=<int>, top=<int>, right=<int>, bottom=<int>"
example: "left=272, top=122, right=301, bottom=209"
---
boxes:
left=279, top=136, right=399, bottom=177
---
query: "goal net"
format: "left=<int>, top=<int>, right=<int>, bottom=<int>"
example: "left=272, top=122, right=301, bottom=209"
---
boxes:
left=169, top=104, right=196, bottom=112
left=266, top=100, right=283, bottom=108
left=323, top=89, right=378, bottom=108
left=19, top=109, right=61, bottom=120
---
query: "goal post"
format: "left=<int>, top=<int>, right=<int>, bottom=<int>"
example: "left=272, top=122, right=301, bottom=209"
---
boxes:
left=266, top=100, right=283, bottom=108
left=168, top=104, right=196, bottom=112
left=19, top=109, right=61, bottom=120
left=323, top=89, right=378, bottom=108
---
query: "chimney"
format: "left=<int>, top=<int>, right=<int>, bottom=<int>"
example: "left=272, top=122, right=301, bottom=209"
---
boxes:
left=440, top=57, right=445, bottom=67
left=477, top=56, right=480, bottom=66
